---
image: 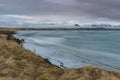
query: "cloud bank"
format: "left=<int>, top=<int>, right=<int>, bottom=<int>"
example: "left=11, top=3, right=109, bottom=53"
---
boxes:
left=0, top=0, right=120, bottom=23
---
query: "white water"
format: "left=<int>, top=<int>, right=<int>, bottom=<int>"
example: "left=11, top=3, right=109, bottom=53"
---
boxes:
left=15, top=30, right=120, bottom=71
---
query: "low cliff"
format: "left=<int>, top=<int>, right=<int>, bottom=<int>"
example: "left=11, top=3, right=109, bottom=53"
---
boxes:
left=0, top=34, right=120, bottom=80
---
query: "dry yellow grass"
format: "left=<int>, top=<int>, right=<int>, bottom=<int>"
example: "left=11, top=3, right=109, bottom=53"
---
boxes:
left=0, top=34, right=120, bottom=80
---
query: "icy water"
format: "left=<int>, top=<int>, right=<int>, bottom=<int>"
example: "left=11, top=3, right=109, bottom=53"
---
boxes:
left=15, top=30, right=120, bottom=71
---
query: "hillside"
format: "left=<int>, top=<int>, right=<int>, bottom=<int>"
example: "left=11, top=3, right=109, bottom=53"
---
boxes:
left=0, top=34, right=120, bottom=80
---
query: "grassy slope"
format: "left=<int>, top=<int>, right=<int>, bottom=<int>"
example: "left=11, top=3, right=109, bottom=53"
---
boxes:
left=0, top=34, right=120, bottom=80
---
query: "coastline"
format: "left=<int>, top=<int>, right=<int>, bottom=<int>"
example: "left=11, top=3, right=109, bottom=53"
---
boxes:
left=1, top=27, right=120, bottom=31
left=0, top=32, right=120, bottom=80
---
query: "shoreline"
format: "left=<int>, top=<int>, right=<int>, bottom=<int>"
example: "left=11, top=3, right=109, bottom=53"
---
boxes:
left=1, top=27, right=120, bottom=31
left=0, top=31, right=120, bottom=80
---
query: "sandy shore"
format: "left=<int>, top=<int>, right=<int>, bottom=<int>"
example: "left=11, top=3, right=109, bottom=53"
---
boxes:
left=0, top=34, right=120, bottom=80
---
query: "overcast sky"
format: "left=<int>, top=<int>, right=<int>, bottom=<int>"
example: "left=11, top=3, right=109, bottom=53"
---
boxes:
left=0, top=0, right=120, bottom=24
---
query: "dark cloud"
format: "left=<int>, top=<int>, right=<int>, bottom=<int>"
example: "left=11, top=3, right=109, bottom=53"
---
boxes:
left=76, top=0, right=120, bottom=20
left=0, top=0, right=120, bottom=21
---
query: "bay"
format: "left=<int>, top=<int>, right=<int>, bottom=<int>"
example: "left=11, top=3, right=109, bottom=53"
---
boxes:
left=15, top=30, right=120, bottom=71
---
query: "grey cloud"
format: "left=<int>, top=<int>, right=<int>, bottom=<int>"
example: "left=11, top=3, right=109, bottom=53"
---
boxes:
left=0, top=0, right=120, bottom=21
left=76, top=0, right=120, bottom=20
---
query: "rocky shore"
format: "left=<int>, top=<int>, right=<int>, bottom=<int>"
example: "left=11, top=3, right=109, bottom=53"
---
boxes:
left=0, top=34, right=120, bottom=80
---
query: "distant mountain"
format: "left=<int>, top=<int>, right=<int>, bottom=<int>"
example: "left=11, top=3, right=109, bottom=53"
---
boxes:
left=74, top=24, right=80, bottom=27
left=0, top=21, right=120, bottom=28
left=0, top=22, right=74, bottom=28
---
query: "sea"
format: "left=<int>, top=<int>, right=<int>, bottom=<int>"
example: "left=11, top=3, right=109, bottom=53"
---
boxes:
left=14, top=30, right=120, bottom=71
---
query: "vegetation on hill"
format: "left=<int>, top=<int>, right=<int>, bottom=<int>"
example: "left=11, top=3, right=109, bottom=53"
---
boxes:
left=0, top=34, right=120, bottom=80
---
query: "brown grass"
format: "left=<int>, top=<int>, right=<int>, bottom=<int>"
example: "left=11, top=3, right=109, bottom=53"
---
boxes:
left=0, top=34, right=120, bottom=80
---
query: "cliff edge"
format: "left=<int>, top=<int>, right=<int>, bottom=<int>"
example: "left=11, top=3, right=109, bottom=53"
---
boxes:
left=0, top=34, right=120, bottom=80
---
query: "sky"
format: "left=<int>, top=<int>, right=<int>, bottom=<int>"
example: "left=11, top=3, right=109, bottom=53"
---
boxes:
left=0, top=0, right=120, bottom=24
